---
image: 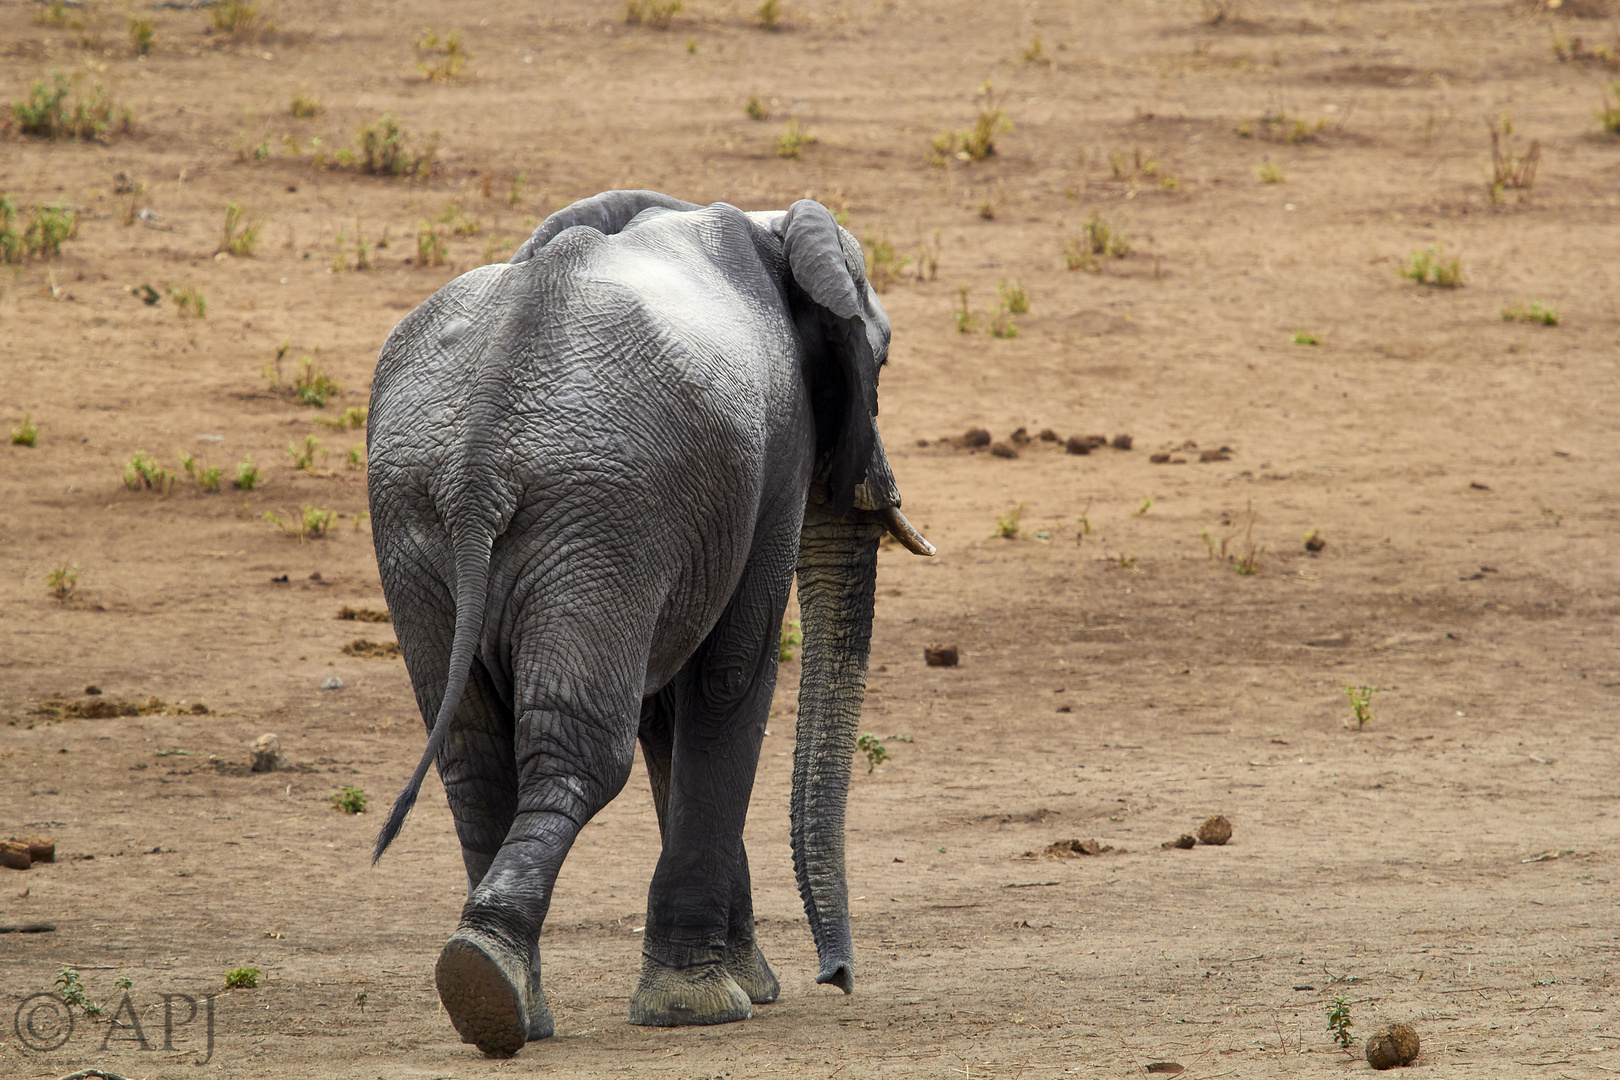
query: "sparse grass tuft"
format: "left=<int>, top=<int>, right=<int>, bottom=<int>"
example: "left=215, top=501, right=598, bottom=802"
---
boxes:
left=777, top=118, right=813, bottom=158
left=265, top=505, right=337, bottom=540
left=47, top=563, right=78, bottom=603
left=999, top=281, right=1028, bottom=315
left=1600, top=84, right=1620, bottom=136
left=317, top=405, right=369, bottom=429
left=1082, top=214, right=1132, bottom=259
left=1502, top=301, right=1558, bottom=326
left=1400, top=247, right=1463, bottom=288
left=11, top=415, right=38, bottom=446
left=757, top=0, right=781, bottom=30
left=286, top=435, right=324, bottom=470
left=863, top=235, right=909, bottom=293
left=1487, top=118, right=1540, bottom=203
left=0, top=197, right=79, bottom=263
left=212, top=0, right=261, bottom=38
left=167, top=285, right=207, bottom=318
left=746, top=94, right=771, bottom=121
left=123, top=452, right=175, bottom=494
left=1257, top=161, right=1286, bottom=184
left=332, top=786, right=367, bottom=813
left=180, top=454, right=223, bottom=492
left=219, top=202, right=262, bottom=257
left=1022, top=33, right=1050, bottom=65
left=778, top=618, right=802, bottom=661
left=953, top=287, right=976, bottom=334
left=233, top=458, right=260, bottom=490
left=625, top=0, right=683, bottom=28
left=290, top=93, right=322, bottom=118
left=332, top=114, right=438, bottom=178
left=995, top=502, right=1027, bottom=539
left=416, top=28, right=470, bottom=81
left=129, top=17, right=155, bottom=56
left=9, top=72, right=130, bottom=141
left=347, top=444, right=366, bottom=469
left=416, top=222, right=448, bottom=266
left=1292, top=330, right=1319, bottom=345
left=931, top=83, right=1011, bottom=163
left=1240, top=111, right=1326, bottom=145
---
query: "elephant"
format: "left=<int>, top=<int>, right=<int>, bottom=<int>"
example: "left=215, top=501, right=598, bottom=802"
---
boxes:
left=365, top=189, right=934, bottom=1058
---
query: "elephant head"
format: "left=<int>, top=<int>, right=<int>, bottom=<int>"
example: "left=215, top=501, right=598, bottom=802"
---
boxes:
left=777, top=199, right=933, bottom=994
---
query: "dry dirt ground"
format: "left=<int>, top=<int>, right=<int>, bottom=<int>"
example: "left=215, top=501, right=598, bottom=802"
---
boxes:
left=3, top=0, right=1620, bottom=1076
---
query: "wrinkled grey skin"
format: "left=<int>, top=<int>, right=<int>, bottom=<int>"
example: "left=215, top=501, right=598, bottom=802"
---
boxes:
left=366, top=190, right=934, bottom=1058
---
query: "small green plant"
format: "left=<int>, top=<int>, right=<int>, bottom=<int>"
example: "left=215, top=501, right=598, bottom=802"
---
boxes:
left=856, top=733, right=889, bottom=772
left=1344, top=685, right=1376, bottom=729
left=224, top=966, right=261, bottom=989
left=1075, top=499, right=1093, bottom=543
left=219, top=202, right=262, bottom=256
left=114, top=976, right=133, bottom=990
left=1022, top=33, right=1049, bottom=65
left=1234, top=545, right=1265, bottom=574
left=507, top=172, right=528, bottom=208
left=129, top=16, right=155, bottom=55
left=953, top=286, right=975, bottom=333
left=1400, top=247, right=1463, bottom=288
left=123, top=452, right=174, bottom=493
left=1115, top=554, right=1138, bottom=570
left=757, top=0, right=781, bottom=30
left=9, top=72, right=130, bottom=141
left=1063, top=238, right=1098, bottom=273
left=1257, top=161, right=1286, bottom=184
left=416, top=222, right=448, bottom=267
left=11, top=415, right=38, bottom=446
left=931, top=93, right=1010, bottom=163
left=212, top=0, right=260, bottom=37
left=55, top=967, right=105, bottom=1018
left=1327, top=995, right=1354, bottom=1048
left=339, top=114, right=438, bottom=178
left=180, top=454, right=223, bottom=492
left=167, top=285, right=207, bottom=318
left=1132, top=497, right=1153, bottom=517
left=1292, top=330, right=1319, bottom=345
left=1082, top=214, right=1131, bottom=259
left=1242, top=111, right=1326, bottom=145
left=1502, top=301, right=1558, bottom=326
left=1598, top=84, right=1620, bottom=136
left=234, top=457, right=260, bottom=490
left=1, top=198, right=79, bottom=263
left=777, top=117, right=813, bottom=158
left=778, top=618, right=802, bottom=661
left=988, top=303, right=1017, bottom=339
left=999, top=281, right=1028, bottom=315
left=995, top=502, right=1027, bottom=539
left=625, top=0, right=683, bottom=27
left=863, top=235, right=909, bottom=293
left=47, top=563, right=78, bottom=603
left=745, top=94, right=771, bottom=121
left=286, top=435, right=324, bottom=470
left=317, top=405, right=368, bottom=429
left=416, top=28, right=470, bottom=81
left=332, top=786, right=367, bottom=813
left=1487, top=119, right=1540, bottom=202
left=290, top=93, right=322, bottom=118
left=265, top=505, right=337, bottom=540
left=283, top=355, right=340, bottom=407
left=346, top=444, right=366, bottom=469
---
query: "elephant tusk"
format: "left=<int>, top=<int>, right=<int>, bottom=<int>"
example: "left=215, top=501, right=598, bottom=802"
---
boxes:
left=879, top=506, right=936, bottom=557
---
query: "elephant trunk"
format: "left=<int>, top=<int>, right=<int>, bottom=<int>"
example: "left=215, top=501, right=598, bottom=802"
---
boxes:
left=790, top=504, right=884, bottom=994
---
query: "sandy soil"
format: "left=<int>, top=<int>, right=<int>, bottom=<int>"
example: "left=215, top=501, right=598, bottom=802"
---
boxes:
left=3, top=0, right=1619, bottom=1076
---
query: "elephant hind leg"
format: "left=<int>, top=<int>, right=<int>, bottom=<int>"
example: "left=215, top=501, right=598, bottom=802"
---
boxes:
left=436, top=928, right=554, bottom=1057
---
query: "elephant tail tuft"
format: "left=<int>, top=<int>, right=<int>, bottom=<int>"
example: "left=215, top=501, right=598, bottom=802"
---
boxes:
left=373, top=528, right=494, bottom=863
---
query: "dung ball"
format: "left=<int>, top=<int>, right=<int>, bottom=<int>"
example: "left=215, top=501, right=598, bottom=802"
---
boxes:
left=1365, top=1023, right=1420, bottom=1069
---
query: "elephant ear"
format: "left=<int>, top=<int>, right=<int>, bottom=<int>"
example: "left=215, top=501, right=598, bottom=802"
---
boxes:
left=509, top=189, right=702, bottom=264
left=782, top=199, right=877, bottom=518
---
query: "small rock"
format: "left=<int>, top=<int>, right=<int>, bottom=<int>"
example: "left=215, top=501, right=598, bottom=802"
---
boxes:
left=989, top=441, right=1020, bottom=459
left=1162, top=835, right=1196, bottom=850
left=250, top=733, right=290, bottom=773
left=1197, top=815, right=1233, bottom=845
left=16, top=836, right=55, bottom=863
left=0, top=841, right=31, bottom=871
left=1150, top=452, right=1170, bottom=464
left=188, top=702, right=210, bottom=715
left=1198, top=448, right=1231, bottom=462
left=84, top=685, right=102, bottom=695
left=1305, top=530, right=1326, bottom=552
left=1009, top=427, right=1031, bottom=445
left=1365, top=1023, right=1420, bottom=1069
left=1111, top=434, right=1133, bottom=450
left=1305, top=631, right=1350, bottom=648
left=321, top=676, right=344, bottom=690
left=951, top=427, right=992, bottom=449
left=1064, top=436, right=1092, bottom=455
left=1031, top=837, right=1113, bottom=858
left=1037, top=428, right=1059, bottom=442
left=924, top=646, right=959, bottom=667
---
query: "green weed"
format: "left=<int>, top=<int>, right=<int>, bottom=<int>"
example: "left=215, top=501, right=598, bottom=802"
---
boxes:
left=9, top=72, right=130, bottom=141
left=856, top=733, right=889, bottom=772
left=416, top=28, right=469, bottom=81
left=317, top=405, right=368, bottom=429
left=863, top=235, right=909, bottom=293
left=1082, top=214, right=1132, bottom=259
left=290, top=93, right=322, bottom=118
left=331, top=786, right=367, bottom=813
left=0, top=197, right=78, bottom=263
left=1292, top=330, right=1319, bottom=345
left=1502, top=301, right=1558, bottom=326
left=745, top=94, right=770, bottom=121
left=757, top=0, right=780, bottom=30
left=335, top=114, right=438, bottom=178
left=507, top=172, right=527, bottom=207
left=914, top=229, right=940, bottom=281
left=212, top=0, right=261, bottom=38
left=219, top=202, right=262, bottom=256
left=11, top=415, right=38, bottom=446
left=988, top=305, right=1017, bottom=338
left=416, top=222, right=448, bottom=267
left=1599, top=84, right=1620, bottom=136
left=1344, top=685, right=1376, bottom=729
left=264, top=348, right=340, bottom=407
left=47, top=563, right=78, bottom=603
left=777, top=117, right=813, bottom=158
left=1487, top=119, right=1540, bottom=203
left=1400, top=247, right=1463, bottom=288
left=346, top=444, right=365, bottom=469
left=56, top=968, right=105, bottom=1019
left=167, top=285, right=207, bottom=318
left=286, top=435, right=324, bottom=470
left=224, top=966, right=261, bottom=989
left=1257, top=161, right=1286, bottom=184
left=625, top=0, right=683, bottom=28
left=1132, top=497, right=1153, bottom=517
left=129, top=17, right=155, bottom=55
left=1241, top=111, right=1326, bottom=145
left=233, top=458, right=259, bottom=490
left=954, top=287, right=976, bottom=334
left=778, top=618, right=802, bottom=661
left=180, top=454, right=222, bottom=492
left=1327, top=995, right=1354, bottom=1048
left=123, top=452, right=174, bottom=493
left=995, top=502, right=1027, bottom=539
left=999, top=281, right=1028, bottom=315
left=265, top=505, right=337, bottom=540
left=1022, top=33, right=1049, bottom=65
left=1064, top=238, right=1098, bottom=273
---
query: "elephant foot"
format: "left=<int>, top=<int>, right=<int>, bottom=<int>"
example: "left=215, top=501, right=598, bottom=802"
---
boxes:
left=435, top=928, right=554, bottom=1057
left=724, top=941, right=780, bottom=1005
left=628, top=951, right=752, bottom=1027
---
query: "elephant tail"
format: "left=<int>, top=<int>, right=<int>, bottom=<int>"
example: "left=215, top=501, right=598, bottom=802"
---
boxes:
left=373, top=529, right=494, bottom=863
